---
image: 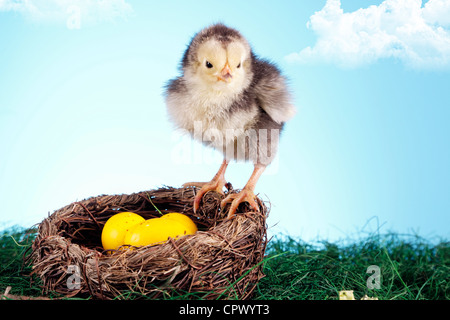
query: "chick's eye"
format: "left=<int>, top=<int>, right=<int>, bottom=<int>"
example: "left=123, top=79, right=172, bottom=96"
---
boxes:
left=205, top=61, right=213, bottom=68
left=237, top=62, right=241, bottom=68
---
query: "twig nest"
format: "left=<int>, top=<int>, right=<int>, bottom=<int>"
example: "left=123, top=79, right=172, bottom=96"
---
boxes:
left=28, top=186, right=268, bottom=299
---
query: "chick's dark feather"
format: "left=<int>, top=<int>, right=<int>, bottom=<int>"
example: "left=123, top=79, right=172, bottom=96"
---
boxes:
left=181, top=23, right=244, bottom=69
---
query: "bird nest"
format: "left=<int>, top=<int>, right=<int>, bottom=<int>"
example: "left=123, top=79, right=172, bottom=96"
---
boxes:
left=27, top=186, right=269, bottom=300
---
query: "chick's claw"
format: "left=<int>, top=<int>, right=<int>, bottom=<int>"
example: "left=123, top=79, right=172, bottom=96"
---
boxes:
left=221, top=188, right=260, bottom=219
left=184, top=178, right=227, bottom=213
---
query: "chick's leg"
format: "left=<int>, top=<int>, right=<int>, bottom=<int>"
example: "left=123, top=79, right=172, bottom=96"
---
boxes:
left=183, top=159, right=229, bottom=213
left=221, top=163, right=266, bottom=219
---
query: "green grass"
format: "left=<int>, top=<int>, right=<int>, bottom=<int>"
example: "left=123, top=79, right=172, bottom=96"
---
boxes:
left=1, top=226, right=448, bottom=300
left=256, top=233, right=449, bottom=300
left=0, top=226, right=43, bottom=298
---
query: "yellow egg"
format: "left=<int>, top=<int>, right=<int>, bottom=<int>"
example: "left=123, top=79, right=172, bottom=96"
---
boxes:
left=101, top=212, right=145, bottom=251
left=124, top=217, right=195, bottom=247
left=160, top=212, right=198, bottom=234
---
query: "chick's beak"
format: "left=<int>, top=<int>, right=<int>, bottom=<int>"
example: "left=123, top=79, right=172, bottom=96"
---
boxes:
left=218, top=63, right=232, bottom=82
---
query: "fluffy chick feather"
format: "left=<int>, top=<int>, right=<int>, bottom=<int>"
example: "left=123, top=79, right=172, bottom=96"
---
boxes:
left=165, top=23, right=295, bottom=166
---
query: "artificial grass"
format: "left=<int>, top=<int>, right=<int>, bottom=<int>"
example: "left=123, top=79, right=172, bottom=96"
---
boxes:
left=1, top=225, right=448, bottom=300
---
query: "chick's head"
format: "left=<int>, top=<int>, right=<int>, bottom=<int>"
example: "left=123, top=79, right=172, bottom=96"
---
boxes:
left=183, top=25, right=253, bottom=94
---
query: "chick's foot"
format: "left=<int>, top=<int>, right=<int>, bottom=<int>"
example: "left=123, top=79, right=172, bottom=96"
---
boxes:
left=221, top=187, right=259, bottom=219
left=183, top=177, right=227, bottom=213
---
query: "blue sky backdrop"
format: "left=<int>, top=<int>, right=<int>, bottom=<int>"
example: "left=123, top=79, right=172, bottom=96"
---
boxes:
left=1, top=0, right=449, bottom=242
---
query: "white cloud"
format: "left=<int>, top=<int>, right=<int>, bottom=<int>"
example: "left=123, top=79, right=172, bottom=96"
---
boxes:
left=423, top=0, right=450, bottom=26
left=0, top=0, right=133, bottom=27
left=286, top=0, right=450, bottom=69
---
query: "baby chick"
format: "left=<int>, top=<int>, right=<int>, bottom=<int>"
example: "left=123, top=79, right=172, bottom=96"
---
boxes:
left=165, top=23, right=295, bottom=219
